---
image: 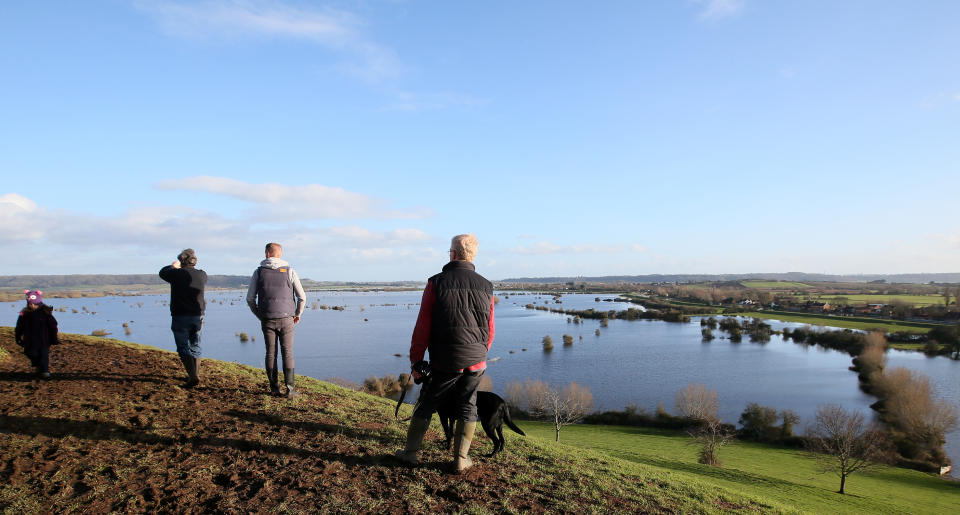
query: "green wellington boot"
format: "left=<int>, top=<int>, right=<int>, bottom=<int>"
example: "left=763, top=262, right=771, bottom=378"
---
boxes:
left=395, top=416, right=431, bottom=465
left=453, top=420, right=477, bottom=473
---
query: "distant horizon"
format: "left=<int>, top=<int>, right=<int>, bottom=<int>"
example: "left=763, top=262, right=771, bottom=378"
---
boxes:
left=2, top=271, right=960, bottom=290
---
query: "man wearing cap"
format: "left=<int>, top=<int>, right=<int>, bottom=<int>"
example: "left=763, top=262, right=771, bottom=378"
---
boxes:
left=246, top=242, right=306, bottom=398
left=396, top=233, right=495, bottom=473
left=159, top=249, right=208, bottom=388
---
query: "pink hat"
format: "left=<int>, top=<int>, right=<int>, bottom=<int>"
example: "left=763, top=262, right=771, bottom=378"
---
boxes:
left=24, top=290, right=43, bottom=305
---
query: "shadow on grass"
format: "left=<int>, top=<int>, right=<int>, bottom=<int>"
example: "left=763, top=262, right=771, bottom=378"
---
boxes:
left=626, top=454, right=806, bottom=492
left=0, top=415, right=382, bottom=468
left=0, top=371, right=173, bottom=384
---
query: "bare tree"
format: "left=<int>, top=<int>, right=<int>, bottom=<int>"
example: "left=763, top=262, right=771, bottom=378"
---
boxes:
left=675, top=383, right=732, bottom=466
left=524, top=379, right=551, bottom=416
left=529, top=382, right=594, bottom=441
left=675, top=383, right=718, bottom=422
left=807, top=405, right=885, bottom=494
left=691, top=418, right=734, bottom=466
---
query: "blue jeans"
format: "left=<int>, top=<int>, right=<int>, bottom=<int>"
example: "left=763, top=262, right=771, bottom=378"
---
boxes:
left=171, top=315, right=203, bottom=358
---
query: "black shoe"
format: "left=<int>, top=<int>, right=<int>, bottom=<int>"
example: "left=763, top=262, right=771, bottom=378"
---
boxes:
left=267, top=367, right=281, bottom=396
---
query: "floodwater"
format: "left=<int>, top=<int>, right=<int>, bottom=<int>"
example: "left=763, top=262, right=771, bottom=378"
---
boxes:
left=4, top=290, right=958, bottom=466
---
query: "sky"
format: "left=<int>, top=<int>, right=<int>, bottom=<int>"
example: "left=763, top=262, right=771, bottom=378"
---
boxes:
left=1, top=1, right=959, bottom=281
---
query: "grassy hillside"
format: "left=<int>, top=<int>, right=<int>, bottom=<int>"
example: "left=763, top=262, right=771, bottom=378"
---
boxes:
left=0, top=327, right=774, bottom=513
left=521, top=423, right=960, bottom=514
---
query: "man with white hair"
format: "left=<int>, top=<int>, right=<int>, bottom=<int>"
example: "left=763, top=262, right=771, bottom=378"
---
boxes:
left=396, top=234, right=495, bottom=473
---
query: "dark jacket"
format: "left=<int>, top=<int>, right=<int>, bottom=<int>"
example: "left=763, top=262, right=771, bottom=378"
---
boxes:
left=15, top=304, right=59, bottom=355
left=410, top=261, right=495, bottom=373
left=159, top=265, right=207, bottom=316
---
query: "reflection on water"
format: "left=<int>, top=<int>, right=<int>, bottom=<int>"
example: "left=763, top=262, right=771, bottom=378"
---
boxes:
left=4, top=291, right=958, bottom=466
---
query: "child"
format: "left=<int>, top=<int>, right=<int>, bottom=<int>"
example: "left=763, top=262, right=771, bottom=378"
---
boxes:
left=14, top=290, right=59, bottom=379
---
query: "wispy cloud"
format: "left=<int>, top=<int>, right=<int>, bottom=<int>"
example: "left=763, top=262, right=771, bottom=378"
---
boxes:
left=693, top=0, right=745, bottom=21
left=509, top=241, right=646, bottom=255
left=135, top=0, right=401, bottom=80
left=0, top=192, right=438, bottom=275
left=155, top=176, right=432, bottom=220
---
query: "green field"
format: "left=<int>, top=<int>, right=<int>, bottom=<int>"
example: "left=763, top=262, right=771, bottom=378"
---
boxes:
left=809, top=294, right=946, bottom=307
left=741, top=281, right=813, bottom=289
left=735, top=310, right=937, bottom=334
left=521, top=422, right=960, bottom=514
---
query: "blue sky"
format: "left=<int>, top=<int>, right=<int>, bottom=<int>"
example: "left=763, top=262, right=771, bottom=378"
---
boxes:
left=1, top=1, right=958, bottom=281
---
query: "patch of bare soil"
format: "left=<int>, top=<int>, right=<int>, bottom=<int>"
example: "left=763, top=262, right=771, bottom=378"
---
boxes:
left=0, top=328, right=666, bottom=513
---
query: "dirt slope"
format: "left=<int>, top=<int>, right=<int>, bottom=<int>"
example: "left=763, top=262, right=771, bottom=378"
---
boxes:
left=0, top=327, right=766, bottom=513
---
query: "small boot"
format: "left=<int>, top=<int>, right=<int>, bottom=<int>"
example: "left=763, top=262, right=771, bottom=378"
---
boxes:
left=283, top=368, right=299, bottom=399
left=266, top=367, right=281, bottom=396
left=453, top=420, right=477, bottom=473
left=395, top=416, right=431, bottom=465
left=179, top=355, right=196, bottom=388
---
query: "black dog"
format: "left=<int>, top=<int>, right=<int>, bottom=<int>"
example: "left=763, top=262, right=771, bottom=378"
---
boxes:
left=437, top=390, right=526, bottom=458
left=396, top=368, right=525, bottom=458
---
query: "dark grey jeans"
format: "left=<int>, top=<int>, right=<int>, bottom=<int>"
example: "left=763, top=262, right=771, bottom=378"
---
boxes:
left=262, top=317, right=295, bottom=370
left=413, top=369, right=484, bottom=422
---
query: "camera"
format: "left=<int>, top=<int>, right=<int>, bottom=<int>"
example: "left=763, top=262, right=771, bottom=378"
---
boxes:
left=412, top=360, right=431, bottom=384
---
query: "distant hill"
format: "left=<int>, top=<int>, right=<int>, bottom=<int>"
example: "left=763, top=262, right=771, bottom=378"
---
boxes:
left=498, top=272, right=960, bottom=284
left=0, top=275, right=424, bottom=291
left=0, top=274, right=249, bottom=290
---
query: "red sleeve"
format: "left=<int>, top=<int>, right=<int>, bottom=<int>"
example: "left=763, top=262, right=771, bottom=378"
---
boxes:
left=409, top=281, right=435, bottom=363
left=486, top=294, right=495, bottom=350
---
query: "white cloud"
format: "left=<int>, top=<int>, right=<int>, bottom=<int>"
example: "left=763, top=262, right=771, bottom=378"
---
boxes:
left=0, top=193, right=438, bottom=277
left=0, top=193, right=44, bottom=241
left=693, top=0, right=745, bottom=21
left=327, top=225, right=430, bottom=244
left=155, top=176, right=431, bottom=220
left=136, top=0, right=401, bottom=80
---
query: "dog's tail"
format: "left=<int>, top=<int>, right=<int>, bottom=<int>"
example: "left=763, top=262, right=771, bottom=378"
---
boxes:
left=502, top=404, right=526, bottom=436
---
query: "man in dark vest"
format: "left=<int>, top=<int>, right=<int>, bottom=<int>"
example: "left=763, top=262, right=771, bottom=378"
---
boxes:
left=396, top=234, right=495, bottom=473
left=246, top=242, right=306, bottom=398
left=159, top=249, right=207, bottom=388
